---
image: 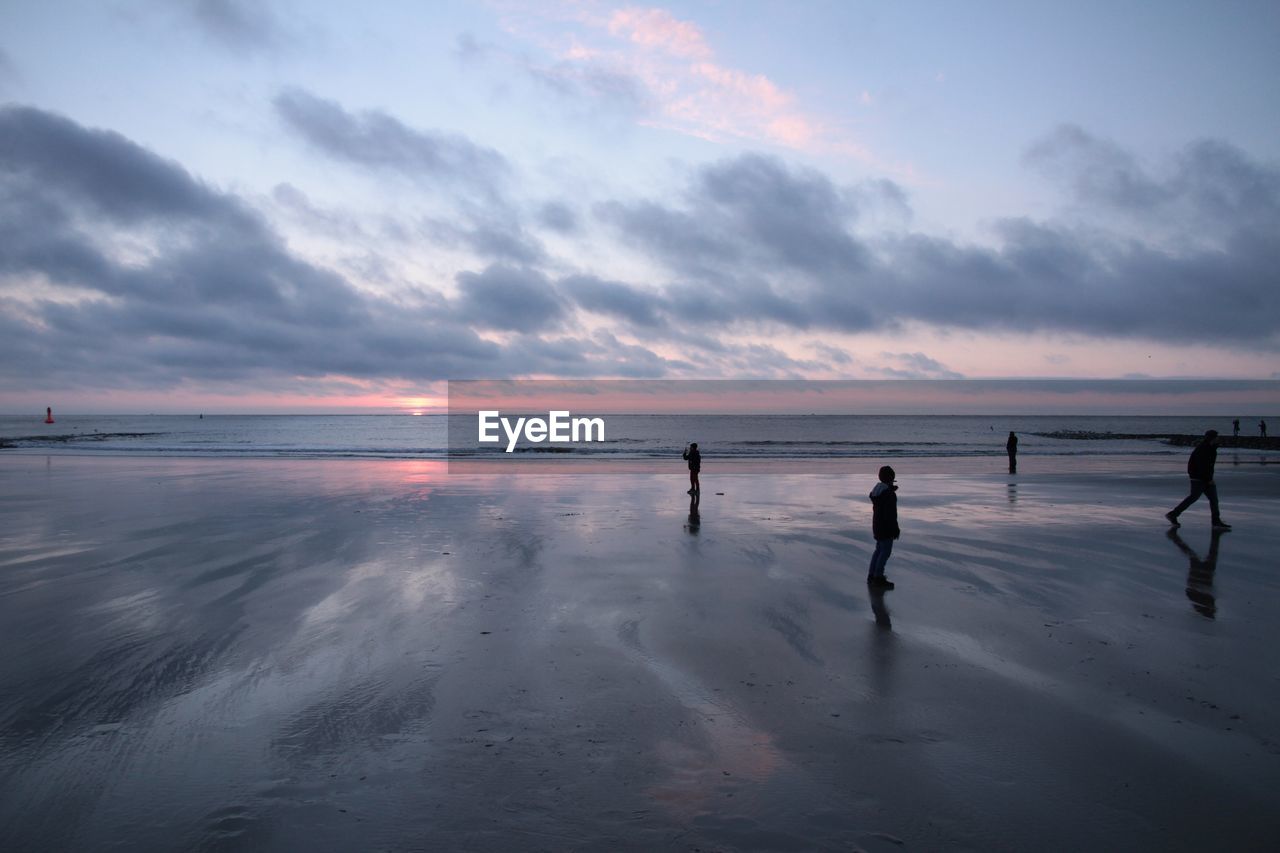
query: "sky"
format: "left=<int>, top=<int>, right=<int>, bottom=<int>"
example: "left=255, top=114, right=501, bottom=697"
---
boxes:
left=1, top=0, right=1278, bottom=413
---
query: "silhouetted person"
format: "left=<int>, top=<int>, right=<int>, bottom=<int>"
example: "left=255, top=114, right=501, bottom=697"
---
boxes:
left=44, top=406, right=54, bottom=424
left=1167, top=528, right=1223, bottom=620
left=1232, top=418, right=1240, bottom=438
left=1262, top=420, right=1268, bottom=438
left=867, top=465, right=900, bottom=590
left=1006, top=431, right=1018, bottom=473
left=685, top=491, right=701, bottom=534
left=682, top=442, right=701, bottom=494
left=1166, top=430, right=1231, bottom=530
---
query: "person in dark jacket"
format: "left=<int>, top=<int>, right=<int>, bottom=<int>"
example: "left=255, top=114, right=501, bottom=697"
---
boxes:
left=1166, top=430, right=1231, bottom=530
left=1006, top=431, right=1018, bottom=473
left=868, top=465, right=900, bottom=589
left=682, top=442, right=701, bottom=494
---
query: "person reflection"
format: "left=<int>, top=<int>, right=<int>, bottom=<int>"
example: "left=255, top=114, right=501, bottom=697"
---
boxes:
left=1167, top=528, right=1223, bottom=619
left=684, top=491, right=701, bottom=535
left=869, top=587, right=892, bottom=630
left=1007, top=482, right=1018, bottom=505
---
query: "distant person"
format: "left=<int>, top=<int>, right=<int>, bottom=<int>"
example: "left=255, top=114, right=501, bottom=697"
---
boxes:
left=682, top=442, right=701, bottom=494
left=1006, top=431, right=1018, bottom=474
left=1261, top=420, right=1268, bottom=438
left=1232, top=418, right=1240, bottom=438
left=1167, top=528, right=1223, bottom=620
left=868, top=465, right=900, bottom=590
left=1166, top=430, right=1231, bottom=530
left=44, top=406, right=54, bottom=424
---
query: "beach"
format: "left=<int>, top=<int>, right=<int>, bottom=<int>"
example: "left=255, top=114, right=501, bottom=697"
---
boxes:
left=2, top=454, right=1278, bottom=851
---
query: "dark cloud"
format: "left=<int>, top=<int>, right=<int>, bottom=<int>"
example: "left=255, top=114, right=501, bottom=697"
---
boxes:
left=419, top=216, right=545, bottom=266
left=1025, top=125, right=1168, bottom=211
left=1025, top=124, right=1280, bottom=243
left=0, top=105, right=236, bottom=225
left=593, top=148, right=1280, bottom=349
left=186, top=0, right=284, bottom=54
left=453, top=265, right=566, bottom=333
left=536, top=201, right=577, bottom=234
left=273, top=89, right=510, bottom=197
left=5, top=102, right=1277, bottom=398
left=561, top=275, right=666, bottom=329
left=0, top=105, right=663, bottom=392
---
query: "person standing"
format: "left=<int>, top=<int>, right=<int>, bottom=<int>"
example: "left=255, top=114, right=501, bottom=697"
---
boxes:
left=1166, top=430, right=1231, bottom=530
left=868, top=465, right=900, bottom=590
left=682, top=442, right=701, bottom=495
left=1006, top=431, right=1018, bottom=474
left=1232, top=418, right=1240, bottom=438
left=1261, top=420, right=1268, bottom=438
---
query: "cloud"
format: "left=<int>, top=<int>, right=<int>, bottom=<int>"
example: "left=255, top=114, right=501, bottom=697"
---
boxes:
left=522, top=59, right=652, bottom=118
left=561, top=274, right=667, bottom=328
left=1025, top=124, right=1280, bottom=245
left=0, top=105, right=671, bottom=392
left=4, top=103, right=1277, bottom=401
left=808, top=342, right=854, bottom=366
left=453, top=265, right=566, bottom=333
left=872, top=352, right=964, bottom=379
left=273, top=89, right=510, bottom=198
left=592, top=148, right=1280, bottom=349
left=185, top=0, right=285, bottom=54
left=501, top=4, right=855, bottom=155
left=606, top=7, right=712, bottom=60
left=536, top=201, right=578, bottom=233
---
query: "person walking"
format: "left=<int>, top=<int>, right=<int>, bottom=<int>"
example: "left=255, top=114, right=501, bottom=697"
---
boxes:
left=1166, top=430, right=1231, bottom=530
left=1006, top=431, right=1018, bottom=474
left=682, top=442, right=701, bottom=495
left=868, top=465, right=900, bottom=590
left=1232, top=418, right=1240, bottom=438
left=1261, top=420, right=1268, bottom=438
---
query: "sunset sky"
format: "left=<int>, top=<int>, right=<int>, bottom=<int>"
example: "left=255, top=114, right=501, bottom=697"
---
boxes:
left=2, top=1, right=1278, bottom=413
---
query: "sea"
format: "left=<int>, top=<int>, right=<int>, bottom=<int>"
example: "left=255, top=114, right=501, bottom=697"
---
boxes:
left=0, top=414, right=1271, bottom=461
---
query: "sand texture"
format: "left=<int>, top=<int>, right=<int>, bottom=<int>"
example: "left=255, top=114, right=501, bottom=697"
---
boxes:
left=2, top=455, right=1279, bottom=851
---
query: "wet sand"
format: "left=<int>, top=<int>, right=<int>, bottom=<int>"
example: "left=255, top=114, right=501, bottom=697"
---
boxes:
left=2, top=454, right=1279, bottom=851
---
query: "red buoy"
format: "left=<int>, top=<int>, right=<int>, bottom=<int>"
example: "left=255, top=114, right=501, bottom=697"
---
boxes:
left=45, top=406, right=55, bottom=424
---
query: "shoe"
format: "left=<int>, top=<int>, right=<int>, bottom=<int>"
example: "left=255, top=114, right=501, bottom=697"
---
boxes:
left=1165, top=512, right=1180, bottom=527
left=876, top=578, right=895, bottom=590
left=687, top=488, right=695, bottom=495
left=1212, top=521, right=1233, bottom=531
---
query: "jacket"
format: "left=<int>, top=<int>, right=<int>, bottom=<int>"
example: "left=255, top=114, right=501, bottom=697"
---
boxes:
left=870, top=482, right=900, bottom=540
left=1187, top=441, right=1217, bottom=482
left=683, top=447, right=701, bottom=471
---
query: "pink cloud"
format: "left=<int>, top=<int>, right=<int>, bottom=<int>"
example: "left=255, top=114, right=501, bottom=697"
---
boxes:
left=607, top=6, right=711, bottom=59
left=514, top=3, right=857, bottom=155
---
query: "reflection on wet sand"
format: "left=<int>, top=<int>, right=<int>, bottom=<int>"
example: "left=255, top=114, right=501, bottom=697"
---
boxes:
left=615, top=619, right=784, bottom=821
left=1167, top=528, right=1224, bottom=620
left=870, top=588, right=892, bottom=631
left=684, top=492, right=701, bottom=535
left=4, top=456, right=1280, bottom=851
